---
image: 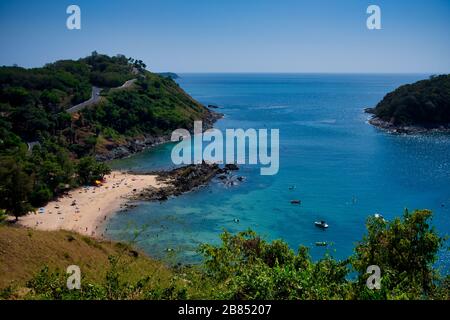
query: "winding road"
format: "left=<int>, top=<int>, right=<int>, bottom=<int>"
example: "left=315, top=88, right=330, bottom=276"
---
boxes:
left=66, top=78, right=137, bottom=114
left=26, top=79, right=137, bottom=150
left=66, top=86, right=102, bottom=114
left=27, top=141, right=40, bottom=152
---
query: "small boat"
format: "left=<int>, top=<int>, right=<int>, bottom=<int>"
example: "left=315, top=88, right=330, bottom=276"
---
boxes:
left=315, top=242, right=327, bottom=247
left=314, top=221, right=329, bottom=229
left=290, top=200, right=301, bottom=204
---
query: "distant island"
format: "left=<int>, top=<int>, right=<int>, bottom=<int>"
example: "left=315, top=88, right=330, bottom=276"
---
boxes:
left=157, top=72, right=179, bottom=79
left=365, top=74, right=450, bottom=134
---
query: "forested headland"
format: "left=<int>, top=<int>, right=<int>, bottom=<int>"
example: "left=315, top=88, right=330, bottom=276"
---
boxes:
left=367, top=75, right=450, bottom=132
left=0, top=52, right=216, bottom=219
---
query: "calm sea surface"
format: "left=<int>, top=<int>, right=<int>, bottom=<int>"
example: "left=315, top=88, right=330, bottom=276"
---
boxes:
left=108, top=74, right=450, bottom=272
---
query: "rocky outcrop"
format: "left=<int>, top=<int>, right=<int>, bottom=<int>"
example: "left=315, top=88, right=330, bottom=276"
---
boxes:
left=366, top=112, right=450, bottom=135
left=95, top=134, right=171, bottom=161
left=131, top=162, right=241, bottom=202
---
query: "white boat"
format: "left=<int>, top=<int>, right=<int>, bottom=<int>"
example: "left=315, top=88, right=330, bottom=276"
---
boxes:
left=314, top=221, right=329, bottom=229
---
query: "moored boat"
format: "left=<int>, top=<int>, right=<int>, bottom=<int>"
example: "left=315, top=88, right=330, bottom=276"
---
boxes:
left=314, top=220, right=329, bottom=229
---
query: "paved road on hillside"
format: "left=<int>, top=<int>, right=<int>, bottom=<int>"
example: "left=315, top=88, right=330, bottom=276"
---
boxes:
left=118, top=78, right=137, bottom=89
left=27, top=141, right=40, bottom=152
left=26, top=79, right=137, bottom=151
left=67, top=86, right=102, bottom=114
left=66, top=78, right=137, bottom=114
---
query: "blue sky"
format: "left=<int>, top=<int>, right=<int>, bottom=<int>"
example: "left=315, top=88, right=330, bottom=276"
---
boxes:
left=0, top=0, right=449, bottom=73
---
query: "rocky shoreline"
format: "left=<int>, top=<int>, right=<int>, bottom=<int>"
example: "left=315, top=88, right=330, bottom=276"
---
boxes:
left=130, top=162, right=240, bottom=202
left=95, top=109, right=223, bottom=161
left=95, top=134, right=171, bottom=161
left=365, top=108, right=450, bottom=135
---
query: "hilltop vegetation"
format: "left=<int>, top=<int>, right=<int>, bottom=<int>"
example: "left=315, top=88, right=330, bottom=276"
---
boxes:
left=157, top=72, right=179, bottom=80
left=0, top=53, right=215, bottom=218
left=82, top=71, right=209, bottom=139
left=368, top=74, right=450, bottom=127
left=0, top=209, right=448, bottom=300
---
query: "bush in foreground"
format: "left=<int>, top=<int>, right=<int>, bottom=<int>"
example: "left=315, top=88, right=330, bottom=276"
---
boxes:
left=2, top=209, right=448, bottom=300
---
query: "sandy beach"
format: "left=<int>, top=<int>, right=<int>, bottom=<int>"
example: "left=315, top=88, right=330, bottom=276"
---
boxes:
left=18, top=171, right=164, bottom=238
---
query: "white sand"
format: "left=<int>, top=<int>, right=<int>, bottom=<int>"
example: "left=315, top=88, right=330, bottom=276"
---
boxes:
left=18, top=171, right=164, bottom=238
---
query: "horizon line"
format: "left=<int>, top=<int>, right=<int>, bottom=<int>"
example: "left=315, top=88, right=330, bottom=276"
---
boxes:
left=171, top=71, right=443, bottom=75
left=2, top=62, right=447, bottom=76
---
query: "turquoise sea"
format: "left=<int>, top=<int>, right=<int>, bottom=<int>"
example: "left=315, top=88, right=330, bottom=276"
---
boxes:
left=108, top=74, right=450, bottom=272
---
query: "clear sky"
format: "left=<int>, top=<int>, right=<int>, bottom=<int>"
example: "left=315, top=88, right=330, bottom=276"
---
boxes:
left=0, top=0, right=449, bottom=73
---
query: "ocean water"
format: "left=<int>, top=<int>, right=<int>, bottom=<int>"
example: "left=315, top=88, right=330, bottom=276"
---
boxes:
left=108, top=74, right=450, bottom=272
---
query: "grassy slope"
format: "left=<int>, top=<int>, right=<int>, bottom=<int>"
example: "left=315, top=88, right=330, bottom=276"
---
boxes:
left=0, top=225, right=173, bottom=292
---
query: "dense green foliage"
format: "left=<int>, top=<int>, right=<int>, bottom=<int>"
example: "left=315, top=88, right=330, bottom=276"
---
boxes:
left=199, top=230, right=350, bottom=299
left=0, top=53, right=211, bottom=217
left=0, top=156, right=33, bottom=219
left=77, top=157, right=111, bottom=185
left=82, top=73, right=208, bottom=136
left=352, top=209, right=443, bottom=299
left=372, top=74, right=450, bottom=126
left=85, top=52, right=137, bottom=88
left=3, top=209, right=447, bottom=300
left=198, top=209, right=447, bottom=300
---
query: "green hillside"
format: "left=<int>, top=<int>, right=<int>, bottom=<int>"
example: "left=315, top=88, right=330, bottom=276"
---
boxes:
left=0, top=53, right=215, bottom=217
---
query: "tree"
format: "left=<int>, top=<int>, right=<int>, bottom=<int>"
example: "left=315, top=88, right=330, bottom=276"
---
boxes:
left=0, top=157, right=34, bottom=220
left=351, top=209, right=444, bottom=299
left=76, top=156, right=111, bottom=185
left=199, top=229, right=350, bottom=299
left=198, top=210, right=447, bottom=300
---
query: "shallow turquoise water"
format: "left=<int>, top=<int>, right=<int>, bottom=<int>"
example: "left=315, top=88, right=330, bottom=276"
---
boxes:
left=108, top=74, right=450, bottom=271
